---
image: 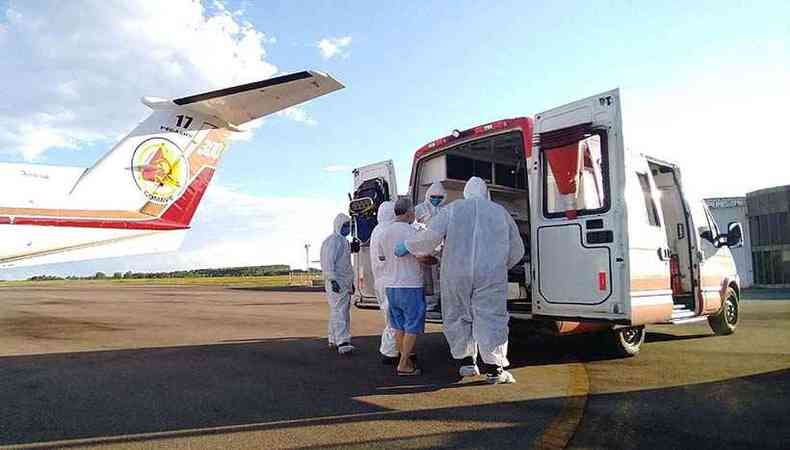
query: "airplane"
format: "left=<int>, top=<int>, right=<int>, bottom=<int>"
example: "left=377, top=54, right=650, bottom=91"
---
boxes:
left=0, top=71, right=344, bottom=268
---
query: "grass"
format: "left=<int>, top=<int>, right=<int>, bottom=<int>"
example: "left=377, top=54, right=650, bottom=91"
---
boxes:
left=0, top=275, right=300, bottom=288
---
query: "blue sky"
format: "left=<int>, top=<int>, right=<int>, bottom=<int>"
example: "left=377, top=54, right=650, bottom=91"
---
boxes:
left=1, top=0, right=788, bottom=278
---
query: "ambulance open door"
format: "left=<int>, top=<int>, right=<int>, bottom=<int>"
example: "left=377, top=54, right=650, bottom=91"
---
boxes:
left=349, top=160, right=398, bottom=308
left=529, top=89, right=630, bottom=322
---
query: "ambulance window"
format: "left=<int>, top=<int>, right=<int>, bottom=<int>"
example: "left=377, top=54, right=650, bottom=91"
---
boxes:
left=637, top=173, right=661, bottom=227
left=446, top=154, right=493, bottom=183
left=543, top=133, right=609, bottom=217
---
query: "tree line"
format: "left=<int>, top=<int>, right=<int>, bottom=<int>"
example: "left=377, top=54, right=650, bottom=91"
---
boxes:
left=21, top=264, right=322, bottom=281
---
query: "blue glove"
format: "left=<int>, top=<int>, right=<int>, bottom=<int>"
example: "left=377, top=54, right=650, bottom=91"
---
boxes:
left=394, top=241, right=410, bottom=257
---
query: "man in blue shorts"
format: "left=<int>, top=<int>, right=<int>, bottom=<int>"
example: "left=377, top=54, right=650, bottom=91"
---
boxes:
left=379, top=197, right=426, bottom=375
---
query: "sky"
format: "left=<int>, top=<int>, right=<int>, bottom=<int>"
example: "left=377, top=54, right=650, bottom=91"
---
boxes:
left=0, top=0, right=788, bottom=279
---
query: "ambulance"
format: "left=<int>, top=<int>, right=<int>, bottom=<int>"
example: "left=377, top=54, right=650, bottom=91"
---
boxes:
left=349, top=89, right=743, bottom=356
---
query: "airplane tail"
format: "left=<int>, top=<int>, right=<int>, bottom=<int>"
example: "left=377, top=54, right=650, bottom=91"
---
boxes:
left=67, top=71, right=343, bottom=228
left=0, top=71, right=343, bottom=269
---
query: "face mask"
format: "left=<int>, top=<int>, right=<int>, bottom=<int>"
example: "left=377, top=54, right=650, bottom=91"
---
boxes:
left=430, top=196, right=444, bottom=207
left=340, top=223, right=350, bottom=236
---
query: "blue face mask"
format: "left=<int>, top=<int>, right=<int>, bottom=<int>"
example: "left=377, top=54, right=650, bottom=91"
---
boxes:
left=340, top=223, right=350, bottom=236
left=430, top=196, right=444, bottom=207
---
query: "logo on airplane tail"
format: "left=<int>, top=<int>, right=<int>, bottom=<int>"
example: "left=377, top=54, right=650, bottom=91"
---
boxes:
left=131, top=138, right=190, bottom=204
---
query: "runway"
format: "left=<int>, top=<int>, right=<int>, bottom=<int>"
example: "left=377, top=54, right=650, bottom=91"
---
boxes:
left=0, top=284, right=788, bottom=449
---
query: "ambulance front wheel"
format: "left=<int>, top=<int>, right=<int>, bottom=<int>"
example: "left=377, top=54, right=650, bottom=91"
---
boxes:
left=609, top=325, right=645, bottom=357
left=708, top=287, right=739, bottom=335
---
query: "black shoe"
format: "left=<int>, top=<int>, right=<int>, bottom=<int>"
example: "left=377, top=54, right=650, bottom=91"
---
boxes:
left=485, top=365, right=503, bottom=377
left=459, top=356, right=476, bottom=366
left=381, top=355, right=400, bottom=366
left=479, top=362, right=500, bottom=376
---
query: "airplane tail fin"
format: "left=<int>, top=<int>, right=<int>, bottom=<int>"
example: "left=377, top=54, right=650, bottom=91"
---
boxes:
left=67, top=71, right=343, bottom=228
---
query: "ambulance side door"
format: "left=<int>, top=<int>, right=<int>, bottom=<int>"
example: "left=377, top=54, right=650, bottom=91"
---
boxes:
left=626, top=155, right=673, bottom=324
left=689, top=201, right=736, bottom=315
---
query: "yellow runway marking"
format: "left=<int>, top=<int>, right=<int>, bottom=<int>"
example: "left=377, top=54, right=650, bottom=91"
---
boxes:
left=534, top=362, right=590, bottom=450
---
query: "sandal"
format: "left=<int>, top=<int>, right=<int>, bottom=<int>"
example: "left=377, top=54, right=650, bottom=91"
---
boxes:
left=397, top=367, right=422, bottom=376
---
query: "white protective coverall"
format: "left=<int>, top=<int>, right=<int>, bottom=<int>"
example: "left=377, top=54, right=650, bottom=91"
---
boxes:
left=320, top=213, right=354, bottom=346
left=369, top=201, right=399, bottom=358
left=414, top=181, right=447, bottom=310
left=414, top=181, right=448, bottom=225
left=405, top=177, right=524, bottom=367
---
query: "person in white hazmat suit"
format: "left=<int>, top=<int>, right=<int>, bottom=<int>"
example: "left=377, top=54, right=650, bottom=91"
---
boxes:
left=369, top=201, right=400, bottom=364
left=414, top=181, right=448, bottom=225
left=396, top=177, right=524, bottom=384
left=320, top=213, right=355, bottom=355
left=413, top=181, right=447, bottom=317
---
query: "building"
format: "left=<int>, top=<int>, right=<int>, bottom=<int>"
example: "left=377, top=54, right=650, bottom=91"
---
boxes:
left=746, top=185, right=790, bottom=288
left=705, top=197, right=753, bottom=287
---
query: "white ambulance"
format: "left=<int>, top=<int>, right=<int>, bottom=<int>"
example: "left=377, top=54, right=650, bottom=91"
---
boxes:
left=350, top=89, right=743, bottom=356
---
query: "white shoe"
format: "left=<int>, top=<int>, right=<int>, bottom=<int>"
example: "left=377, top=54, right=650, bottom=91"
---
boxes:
left=486, top=370, right=516, bottom=384
left=337, top=344, right=355, bottom=355
left=459, top=365, right=480, bottom=377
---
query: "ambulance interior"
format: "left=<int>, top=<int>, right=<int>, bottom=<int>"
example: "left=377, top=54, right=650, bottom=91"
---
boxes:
left=413, top=131, right=532, bottom=308
left=648, top=161, right=696, bottom=309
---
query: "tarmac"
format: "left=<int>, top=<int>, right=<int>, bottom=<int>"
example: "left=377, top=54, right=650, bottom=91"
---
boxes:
left=0, top=284, right=788, bottom=449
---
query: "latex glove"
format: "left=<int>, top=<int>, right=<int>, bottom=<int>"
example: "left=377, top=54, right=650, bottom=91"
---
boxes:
left=394, top=241, right=410, bottom=257
left=330, top=280, right=341, bottom=293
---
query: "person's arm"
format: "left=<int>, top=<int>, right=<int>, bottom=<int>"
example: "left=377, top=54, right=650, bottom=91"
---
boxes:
left=321, top=239, right=341, bottom=292
left=505, top=213, right=526, bottom=269
left=404, top=207, right=450, bottom=256
left=370, top=232, right=383, bottom=278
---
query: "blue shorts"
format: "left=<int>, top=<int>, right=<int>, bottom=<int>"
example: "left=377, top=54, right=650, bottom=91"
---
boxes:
left=386, top=287, right=426, bottom=334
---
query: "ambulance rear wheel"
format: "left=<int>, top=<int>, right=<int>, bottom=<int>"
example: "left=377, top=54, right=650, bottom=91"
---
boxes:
left=609, top=326, right=645, bottom=357
left=708, top=287, right=738, bottom=335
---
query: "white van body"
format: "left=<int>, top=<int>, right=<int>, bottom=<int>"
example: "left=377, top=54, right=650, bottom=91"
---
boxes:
left=351, top=89, right=742, bottom=356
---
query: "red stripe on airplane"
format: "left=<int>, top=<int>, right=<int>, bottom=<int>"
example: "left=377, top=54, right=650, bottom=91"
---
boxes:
left=0, top=168, right=215, bottom=230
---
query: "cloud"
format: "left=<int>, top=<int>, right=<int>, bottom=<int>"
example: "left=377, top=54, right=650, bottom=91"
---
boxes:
left=317, top=36, right=352, bottom=60
left=0, top=0, right=307, bottom=161
left=277, top=106, right=318, bottom=126
left=167, top=184, right=347, bottom=270
left=322, top=164, right=351, bottom=173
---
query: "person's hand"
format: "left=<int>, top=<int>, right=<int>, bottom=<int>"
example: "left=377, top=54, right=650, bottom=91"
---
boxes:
left=394, top=241, right=410, bottom=257
left=330, top=280, right=341, bottom=293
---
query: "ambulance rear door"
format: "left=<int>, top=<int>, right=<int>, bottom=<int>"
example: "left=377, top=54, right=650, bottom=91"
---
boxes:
left=349, top=160, right=397, bottom=306
left=530, top=89, right=630, bottom=323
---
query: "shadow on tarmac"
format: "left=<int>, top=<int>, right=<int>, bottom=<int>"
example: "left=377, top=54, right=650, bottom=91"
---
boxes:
left=1, top=330, right=787, bottom=448
left=644, top=332, right=713, bottom=343
left=569, top=367, right=790, bottom=450
left=0, top=332, right=562, bottom=447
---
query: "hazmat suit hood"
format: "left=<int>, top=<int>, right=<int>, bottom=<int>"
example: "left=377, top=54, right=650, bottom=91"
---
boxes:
left=463, top=176, right=490, bottom=200
left=333, top=213, right=351, bottom=236
left=425, top=181, right=448, bottom=206
left=377, top=201, right=396, bottom=226
left=415, top=181, right=448, bottom=224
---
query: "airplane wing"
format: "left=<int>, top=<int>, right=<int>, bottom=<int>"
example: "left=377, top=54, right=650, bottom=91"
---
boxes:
left=171, top=70, right=344, bottom=127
